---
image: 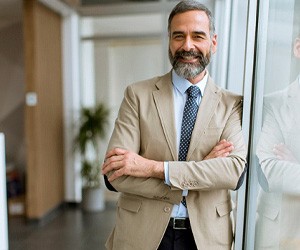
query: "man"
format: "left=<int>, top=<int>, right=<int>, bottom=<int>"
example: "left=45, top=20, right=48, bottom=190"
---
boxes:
left=102, top=1, right=247, bottom=249
left=256, top=35, right=300, bottom=249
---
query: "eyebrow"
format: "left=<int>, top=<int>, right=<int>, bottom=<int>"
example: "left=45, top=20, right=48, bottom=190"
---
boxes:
left=171, top=30, right=208, bottom=37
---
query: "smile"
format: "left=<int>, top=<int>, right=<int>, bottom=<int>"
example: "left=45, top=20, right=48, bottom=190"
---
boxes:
left=179, top=56, right=198, bottom=63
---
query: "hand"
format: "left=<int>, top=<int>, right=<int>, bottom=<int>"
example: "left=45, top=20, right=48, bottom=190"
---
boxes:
left=204, top=139, right=234, bottom=160
left=102, top=148, right=164, bottom=182
left=273, top=143, right=298, bottom=163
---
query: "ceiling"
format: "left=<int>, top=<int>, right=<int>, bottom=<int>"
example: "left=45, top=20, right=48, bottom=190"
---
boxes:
left=0, top=0, right=179, bottom=31
left=60, top=0, right=178, bottom=17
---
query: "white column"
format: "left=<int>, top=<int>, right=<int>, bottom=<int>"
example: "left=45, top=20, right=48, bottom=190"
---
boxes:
left=0, top=133, right=8, bottom=250
left=81, top=41, right=96, bottom=108
left=62, top=12, right=82, bottom=202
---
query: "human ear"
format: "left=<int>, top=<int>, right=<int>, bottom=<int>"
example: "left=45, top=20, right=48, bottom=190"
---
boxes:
left=211, top=34, right=217, bottom=54
left=293, top=38, right=300, bottom=58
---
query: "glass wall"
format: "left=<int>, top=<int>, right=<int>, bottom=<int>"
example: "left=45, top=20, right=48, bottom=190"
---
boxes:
left=245, top=0, right=300, bottom=249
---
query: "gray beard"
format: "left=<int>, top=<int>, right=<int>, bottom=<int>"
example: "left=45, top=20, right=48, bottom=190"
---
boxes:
left=169, top=49, right=211, bottom=79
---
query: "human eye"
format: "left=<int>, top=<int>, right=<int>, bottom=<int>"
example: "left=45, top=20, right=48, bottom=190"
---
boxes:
left=172, top=32, right=184, bottom=40
left=193, top=32, right=206, bottom=40
left=194, top=34, right=204, bottom=40
left=195, top=35, right=203, bottom=39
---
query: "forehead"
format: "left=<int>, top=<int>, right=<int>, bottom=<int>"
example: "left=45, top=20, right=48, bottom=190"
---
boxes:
left=170, top=10, right=210, bottom=33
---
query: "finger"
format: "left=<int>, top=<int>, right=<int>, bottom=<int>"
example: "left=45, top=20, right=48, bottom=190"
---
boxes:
left=105, top=148, right=127, bottom=159
left=204, top=145, right=233, bottom=160
left=276, top=155, right=283, bottom=160
left=281, top=147, right=291, bottom=154
left=213, top=140, right=233, bottom=151
left=215, top=139, right=227, bottom=147
left=214, top=145, right=234, bottom=157
left=102, top=163, right=121, bottom=175
left=102, top=154, right=123, bottom=169
left=213, top=144, right=234, bottom=156
left=273, top=147, right=286, bottom=157
left=102, top=158, right=124, bottom=175
left=218, top=139, right=233, bottom=145
left=105, top=148, right=116, bottom=159
left=218, top=152, right=230, bottom=158
left=108, top=169, right=125, bottom=182
left=274, top=142, right=286, bottom=150
left=273, top=150, right=286, bottom=161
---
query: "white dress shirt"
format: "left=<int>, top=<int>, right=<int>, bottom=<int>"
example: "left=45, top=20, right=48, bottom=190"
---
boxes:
left=164, top=70, right=208, bottom=218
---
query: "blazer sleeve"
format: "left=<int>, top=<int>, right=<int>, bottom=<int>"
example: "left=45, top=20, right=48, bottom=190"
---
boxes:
left=168, top=97, right=247, bottom=191
left=105, top=84, right=182, bottom=204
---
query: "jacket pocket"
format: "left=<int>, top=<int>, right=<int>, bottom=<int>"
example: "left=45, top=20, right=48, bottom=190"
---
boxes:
left=257, top=204, right=279, bottom=220
left=117, top=195, right=142, bottom=213
left=212, top=200, right=234, bottom=245
left=216, top=200, right=232, bottom=217
left=255, top=204, right=280, bottom=248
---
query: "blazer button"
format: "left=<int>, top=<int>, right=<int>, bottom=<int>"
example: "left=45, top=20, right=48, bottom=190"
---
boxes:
left=164, top=207, right=171, bottom=213
left=181, top=182, right=187, bottom=188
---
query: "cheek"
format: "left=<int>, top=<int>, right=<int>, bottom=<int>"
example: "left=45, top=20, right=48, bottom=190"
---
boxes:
left=169, top=41, right=182, bottom=54
left=195, top=43, right=212, bottom=55
left=169, top=46, right=175, bottom=55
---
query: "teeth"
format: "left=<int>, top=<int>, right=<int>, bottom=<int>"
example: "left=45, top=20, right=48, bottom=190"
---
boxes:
left=182, top=56, right=195, bottom=60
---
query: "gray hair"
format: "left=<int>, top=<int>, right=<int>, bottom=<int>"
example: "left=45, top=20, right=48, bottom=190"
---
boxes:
left=168, top=0, right=215, bottom=37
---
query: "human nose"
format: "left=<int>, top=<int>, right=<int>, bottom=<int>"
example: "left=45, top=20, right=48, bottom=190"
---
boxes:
left=182, top=36, right=195, bottom=51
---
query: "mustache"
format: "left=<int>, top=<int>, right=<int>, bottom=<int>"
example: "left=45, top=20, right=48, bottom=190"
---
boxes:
left=173, top=50, right=204, bottom=62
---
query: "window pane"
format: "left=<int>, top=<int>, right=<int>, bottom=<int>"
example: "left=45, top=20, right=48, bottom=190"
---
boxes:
left=250, top=0, right=300, bottom=249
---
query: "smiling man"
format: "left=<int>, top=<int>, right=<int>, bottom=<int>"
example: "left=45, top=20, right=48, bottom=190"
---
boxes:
left=102, top=1, right=247, bottom=249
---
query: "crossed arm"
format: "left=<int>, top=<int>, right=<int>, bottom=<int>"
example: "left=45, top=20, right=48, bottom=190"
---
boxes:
left=273, top=143, right=298, bottom=163
left=102, top=139, right=234, bottom=182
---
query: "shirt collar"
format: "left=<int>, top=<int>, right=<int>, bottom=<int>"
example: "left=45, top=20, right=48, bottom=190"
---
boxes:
left=172, top=70, right=208, bottom=96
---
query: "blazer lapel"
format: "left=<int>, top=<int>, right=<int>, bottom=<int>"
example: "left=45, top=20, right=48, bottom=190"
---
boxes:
left=187, top=77, right=221, bottom=160
left=153, top=72, right=178, bottom=160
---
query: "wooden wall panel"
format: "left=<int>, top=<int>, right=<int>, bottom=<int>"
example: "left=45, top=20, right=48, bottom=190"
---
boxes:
left=23, top=0, right=64, bottom=219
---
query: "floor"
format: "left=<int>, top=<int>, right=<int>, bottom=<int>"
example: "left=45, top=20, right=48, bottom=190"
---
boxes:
left=8, top=201, right=117, bottom=250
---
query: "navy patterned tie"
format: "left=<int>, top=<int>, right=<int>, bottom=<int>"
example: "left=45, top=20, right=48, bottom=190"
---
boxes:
left=179, top=85, right=201, bottom=207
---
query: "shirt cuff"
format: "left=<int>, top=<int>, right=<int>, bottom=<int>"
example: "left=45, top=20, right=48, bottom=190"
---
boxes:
left=164, top=162, right=188, bottom=196
left=164, top=161, right=171, bottom=186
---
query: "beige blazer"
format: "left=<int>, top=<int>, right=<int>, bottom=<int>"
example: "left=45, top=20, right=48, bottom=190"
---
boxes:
left=256, top=80, right=300, bottom=249
left=105, top=72, right=247, bottom=250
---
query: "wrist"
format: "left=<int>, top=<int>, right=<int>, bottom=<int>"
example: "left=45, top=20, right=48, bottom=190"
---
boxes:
left=151, top=161, right=165, bottom=179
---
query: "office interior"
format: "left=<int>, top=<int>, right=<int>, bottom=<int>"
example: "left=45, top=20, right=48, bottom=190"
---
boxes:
left=0, top=0, right=300, bottom=249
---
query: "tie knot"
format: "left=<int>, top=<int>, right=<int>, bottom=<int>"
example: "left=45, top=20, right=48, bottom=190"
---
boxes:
left=187, top=86, right=201, bottom=98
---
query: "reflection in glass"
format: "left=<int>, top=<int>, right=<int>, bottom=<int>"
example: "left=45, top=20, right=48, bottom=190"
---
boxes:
left=255, top=2, right=300, bottom=248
